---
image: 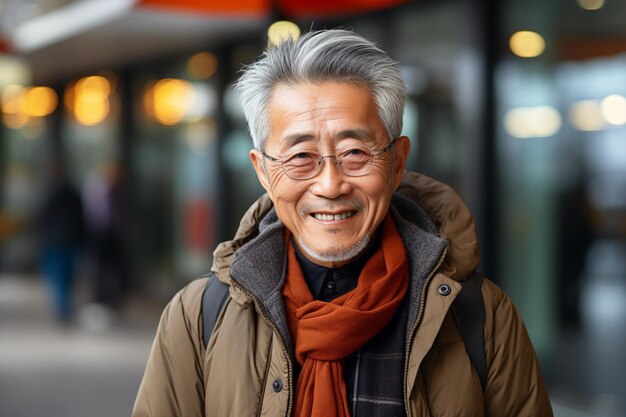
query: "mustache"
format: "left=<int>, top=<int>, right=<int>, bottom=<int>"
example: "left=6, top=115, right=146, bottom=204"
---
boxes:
left=300, top=198, right=364, bottom=215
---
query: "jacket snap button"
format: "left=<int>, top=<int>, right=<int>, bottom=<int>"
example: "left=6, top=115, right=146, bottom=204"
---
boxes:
left=272, top=378, right=283, bottom=392
left=438, top=284, right=451, bottom=296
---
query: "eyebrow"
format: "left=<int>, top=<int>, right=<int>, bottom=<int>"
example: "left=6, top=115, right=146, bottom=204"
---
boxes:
left=281, top=134, right=316, bottom=148
left=281, top=128, right=375, bottom=148
left=336, top=129, right=374, bottom=142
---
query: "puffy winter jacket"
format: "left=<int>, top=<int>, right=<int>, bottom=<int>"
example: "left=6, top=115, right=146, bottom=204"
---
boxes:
left=133, top=172, right=553, bottom=417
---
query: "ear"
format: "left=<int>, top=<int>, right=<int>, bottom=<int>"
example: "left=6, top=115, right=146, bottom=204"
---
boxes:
left=391, top=136, right=411, bottom=190
left=249, top=149, right=273, bottom=194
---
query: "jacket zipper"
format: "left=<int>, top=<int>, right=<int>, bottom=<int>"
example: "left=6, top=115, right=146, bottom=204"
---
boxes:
left=403, top=246, right=448, bottom=417
left=230, top=279, right=294, bottom=417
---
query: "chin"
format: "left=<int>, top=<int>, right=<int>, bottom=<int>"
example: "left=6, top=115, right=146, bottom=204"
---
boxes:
left=298, top=233, right=371, bottom=264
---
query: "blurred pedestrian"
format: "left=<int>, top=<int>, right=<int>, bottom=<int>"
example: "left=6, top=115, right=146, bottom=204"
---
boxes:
left=40, top=161, right=84, bottom=322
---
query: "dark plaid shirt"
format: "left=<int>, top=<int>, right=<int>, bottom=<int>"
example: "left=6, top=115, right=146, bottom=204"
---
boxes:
left=293, top=242, right=408, bottom=417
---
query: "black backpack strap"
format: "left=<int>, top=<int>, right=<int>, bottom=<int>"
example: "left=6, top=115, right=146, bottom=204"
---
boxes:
left=453, top=270, right=487, bottom=389
left=202, top=273, right=231, bottom=347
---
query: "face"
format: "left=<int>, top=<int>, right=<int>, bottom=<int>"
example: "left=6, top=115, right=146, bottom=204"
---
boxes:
left=250, top=81, right=410, bottom=267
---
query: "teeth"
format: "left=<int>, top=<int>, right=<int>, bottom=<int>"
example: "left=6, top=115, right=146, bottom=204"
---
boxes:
left=313, top=211, right=354, bottom=221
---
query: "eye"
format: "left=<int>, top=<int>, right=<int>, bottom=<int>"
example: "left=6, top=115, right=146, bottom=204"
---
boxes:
left=285, top=152, right=317, bottom=167
left=340, top=148, right=370, bottom=163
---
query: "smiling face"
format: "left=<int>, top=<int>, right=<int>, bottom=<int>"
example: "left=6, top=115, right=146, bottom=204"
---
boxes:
left=250, top=81, right=410, bottom=267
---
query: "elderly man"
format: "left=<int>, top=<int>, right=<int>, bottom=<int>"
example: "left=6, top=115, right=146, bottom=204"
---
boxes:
left=133, top=30, right=552, bottom=417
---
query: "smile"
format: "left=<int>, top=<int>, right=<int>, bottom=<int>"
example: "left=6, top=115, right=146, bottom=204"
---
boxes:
left=312, top=211, right=355, bottom=221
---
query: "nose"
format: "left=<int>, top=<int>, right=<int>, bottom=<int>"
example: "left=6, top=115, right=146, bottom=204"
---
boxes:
left=309, top=157, right=351, bottom=199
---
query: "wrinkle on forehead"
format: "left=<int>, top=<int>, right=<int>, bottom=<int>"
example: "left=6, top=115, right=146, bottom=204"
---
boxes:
left=267, top=82, right=384, bottom=151
left=281, top=128, right=375, bottom=149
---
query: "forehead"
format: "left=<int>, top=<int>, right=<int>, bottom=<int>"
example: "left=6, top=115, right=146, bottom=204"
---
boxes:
left=266, top=81, right=385, bottom=149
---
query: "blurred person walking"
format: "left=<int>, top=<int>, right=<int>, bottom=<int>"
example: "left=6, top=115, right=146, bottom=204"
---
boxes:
left=40, top=161, right=84, bottom=322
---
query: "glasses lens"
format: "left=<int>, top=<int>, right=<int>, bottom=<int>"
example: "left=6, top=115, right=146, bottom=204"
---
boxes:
left=280, top=145, right=378, bottom=179
left=338, top=148, right=373, bottom=176
left=283, top=152, right=319, bottom=179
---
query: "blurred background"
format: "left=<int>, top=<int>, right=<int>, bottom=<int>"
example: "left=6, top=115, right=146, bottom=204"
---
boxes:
left=0, top=0, right=624, bottom=416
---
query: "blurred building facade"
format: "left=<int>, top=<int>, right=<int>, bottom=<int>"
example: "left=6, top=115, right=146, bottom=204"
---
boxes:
left=0, top=0, right=625, bottom=415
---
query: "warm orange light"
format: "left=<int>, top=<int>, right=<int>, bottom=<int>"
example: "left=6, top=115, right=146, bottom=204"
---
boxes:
left=74, top=89, right=109, bottom=126
left=509, top=31, right=545, bottom=58
left=23, top=86, right=58, bottom=117
left=151, top=78, right=196, bottom=125
left=68, top=75, right=113, bottom=126
left=2, top=84, right=57, bottom=129
left=187, top=52, right=218, bottom=79
left=76, top=75, right=112, bottom=96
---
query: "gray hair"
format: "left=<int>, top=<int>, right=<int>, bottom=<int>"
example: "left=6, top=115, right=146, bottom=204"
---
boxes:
left=234, top=29, right=407, bottom=150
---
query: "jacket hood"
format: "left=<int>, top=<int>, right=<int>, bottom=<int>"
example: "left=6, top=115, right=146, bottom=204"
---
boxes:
left=397, top=171, right=480, bottom=280
left=211, top=171, right=480, bottom=293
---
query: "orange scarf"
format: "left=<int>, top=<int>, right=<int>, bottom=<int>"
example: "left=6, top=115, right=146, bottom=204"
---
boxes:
left=282, top=214, right=409, bottom=417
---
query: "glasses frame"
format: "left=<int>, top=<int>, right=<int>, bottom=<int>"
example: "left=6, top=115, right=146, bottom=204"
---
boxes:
left=260, top=137, right=398, bottom=180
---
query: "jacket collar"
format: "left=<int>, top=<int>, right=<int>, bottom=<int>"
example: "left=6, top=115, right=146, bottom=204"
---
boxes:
left=396, top=171, right=480, bottom=280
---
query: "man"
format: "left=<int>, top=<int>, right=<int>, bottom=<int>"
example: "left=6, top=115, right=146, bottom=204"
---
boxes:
left=133, top=29, right=553, bottom=417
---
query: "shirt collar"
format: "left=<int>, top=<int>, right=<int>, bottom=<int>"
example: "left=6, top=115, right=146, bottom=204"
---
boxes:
left=291, top=232, right=380, bottom=300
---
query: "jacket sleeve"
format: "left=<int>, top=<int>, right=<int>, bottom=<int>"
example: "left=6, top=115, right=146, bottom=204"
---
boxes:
left=132, top=281, right=206, bottom=417
left=482, top=279, right=554, bottom=417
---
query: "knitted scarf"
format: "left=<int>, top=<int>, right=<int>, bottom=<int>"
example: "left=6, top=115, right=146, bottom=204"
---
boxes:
left=282, top=214, right=409, bottom=417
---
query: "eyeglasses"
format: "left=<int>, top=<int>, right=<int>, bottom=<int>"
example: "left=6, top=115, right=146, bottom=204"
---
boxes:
left=261, top=138, right=397, bottom=180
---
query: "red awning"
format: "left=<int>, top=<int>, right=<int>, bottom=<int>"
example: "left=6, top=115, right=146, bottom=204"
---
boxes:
left=137, top=0, right=409, bottom=18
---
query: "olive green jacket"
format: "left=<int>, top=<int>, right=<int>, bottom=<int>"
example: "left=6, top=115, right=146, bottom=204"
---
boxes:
left=133, top=172, right=553, bottom=417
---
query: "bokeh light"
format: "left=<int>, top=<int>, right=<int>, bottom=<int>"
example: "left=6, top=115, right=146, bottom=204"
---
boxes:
left=186, top=52, right=218, bottom=79
left=504, top=105, right=561, bottom=138
left=600, top=95, right=626, bottom=126
left=74, top=89, right=110, bottom=126
left=267, top=21, right=300, bottom=46
left=509, top=31, right=546, bottom=58
left=68, top=75, right=112, bottom=126
left=569, top=99, right=605, bottom=131
left=146, top=78, right=196, bottom=126
left=577, top=0, right=605, bottom=11
left=23, top=86, right=58, bottom=117
left=76, top=75, right=111, bottom=96
left=1, top=84, right=57, bottom=129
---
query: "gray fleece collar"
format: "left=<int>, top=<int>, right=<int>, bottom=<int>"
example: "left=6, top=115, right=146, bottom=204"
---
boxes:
left=229, top=192, right=448, bottom=355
